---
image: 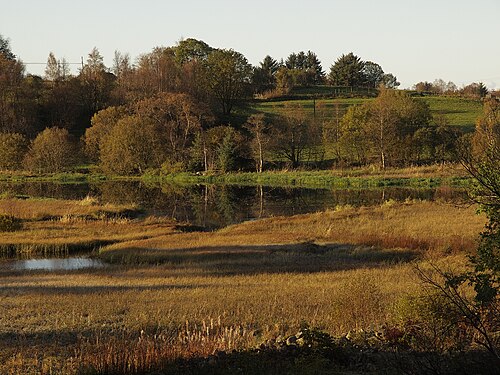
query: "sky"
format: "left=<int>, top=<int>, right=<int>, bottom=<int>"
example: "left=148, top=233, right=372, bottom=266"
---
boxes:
left=2, top=0, right=499, bottom=89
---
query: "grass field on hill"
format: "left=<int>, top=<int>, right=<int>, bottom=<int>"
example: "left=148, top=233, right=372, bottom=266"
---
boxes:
left=253, top=95, right=482, bottom=132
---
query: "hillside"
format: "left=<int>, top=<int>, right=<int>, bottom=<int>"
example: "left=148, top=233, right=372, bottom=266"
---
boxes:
left=252, top=91, right=483, bottom=132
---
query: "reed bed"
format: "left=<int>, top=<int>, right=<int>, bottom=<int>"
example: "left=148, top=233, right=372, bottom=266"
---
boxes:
left=0, top=196, right=139, bottom=221
left=0, top=199, right=486, bottom=374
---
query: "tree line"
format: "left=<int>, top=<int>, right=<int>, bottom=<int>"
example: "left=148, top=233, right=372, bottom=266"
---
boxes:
left=0, top=34, right=494, bottom=174
left=413, top=79, right=489, bottom=98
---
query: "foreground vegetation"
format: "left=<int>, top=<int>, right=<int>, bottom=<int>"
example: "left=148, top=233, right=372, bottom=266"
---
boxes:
left=0, top=197, right=493, bottom=374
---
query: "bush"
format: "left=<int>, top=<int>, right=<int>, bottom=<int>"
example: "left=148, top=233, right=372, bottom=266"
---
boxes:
left=0, top=214, right=22, bottom=232
left=160, top=159, right=186, bottom=175
left=99, top=116, right=167, bottom=175
left=0, top=133, right=28, bottom=171
left=393, top=292, right=470, bottom=352
left=23, top=127, right=79, bottom=173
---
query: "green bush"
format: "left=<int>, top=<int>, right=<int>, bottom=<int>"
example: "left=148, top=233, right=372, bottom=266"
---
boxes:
left=23, top=127, right=80, bottom=173
left=0, top=214, right=22, bottom=232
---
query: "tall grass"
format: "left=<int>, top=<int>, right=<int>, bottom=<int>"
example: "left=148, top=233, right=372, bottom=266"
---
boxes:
left=0, top=199, right=486, bottom=374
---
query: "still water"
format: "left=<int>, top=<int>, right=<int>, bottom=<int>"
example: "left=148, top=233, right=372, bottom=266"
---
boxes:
left=0, top=181, right=467, bottom=229
left=0, top=181, right=467, bottom=271
left=7, top=257, right=105, bottom=271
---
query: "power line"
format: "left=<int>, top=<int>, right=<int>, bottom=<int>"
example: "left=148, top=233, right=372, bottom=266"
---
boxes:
left=23, top=62, right=82, bottom=65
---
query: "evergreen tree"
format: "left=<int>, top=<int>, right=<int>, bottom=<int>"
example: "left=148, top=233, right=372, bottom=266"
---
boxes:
left=328, top=52, right=365, bottom=87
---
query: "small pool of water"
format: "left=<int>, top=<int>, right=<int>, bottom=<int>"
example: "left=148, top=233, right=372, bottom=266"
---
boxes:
left=6, top=257, right=105, bottom=271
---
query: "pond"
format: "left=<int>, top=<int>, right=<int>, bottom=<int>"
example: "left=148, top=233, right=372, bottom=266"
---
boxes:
left=0, top=181, right=467, bottom=271
left=4, top=257, right=105, bottom=271
left=0, top=181, right=467, bottom=229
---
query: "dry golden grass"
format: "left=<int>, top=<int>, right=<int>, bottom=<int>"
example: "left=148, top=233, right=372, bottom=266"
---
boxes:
left=0, top=199, right=486, bottom=374
left=0, top=196, right=138, bottom=220
left=101, top=200, right=485, bottom=265
left=0, top=218, right=177, bottom=246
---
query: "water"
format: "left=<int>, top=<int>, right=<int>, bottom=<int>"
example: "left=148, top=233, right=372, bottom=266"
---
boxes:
left=0, top=181, right=467, bottom=271
left=5, top=257, right=105, bottom=271
left=0, top=181, right=467, bottom=229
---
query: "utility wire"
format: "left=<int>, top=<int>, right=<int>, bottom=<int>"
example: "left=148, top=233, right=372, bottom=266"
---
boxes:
left=23, top=62, right=82, bottom=65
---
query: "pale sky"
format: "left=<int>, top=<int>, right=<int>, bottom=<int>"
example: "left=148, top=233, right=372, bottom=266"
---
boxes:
left=2, top=0, right=499, bottom=89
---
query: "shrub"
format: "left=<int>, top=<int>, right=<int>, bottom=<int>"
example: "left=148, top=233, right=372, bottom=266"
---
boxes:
left=160, top=159, right=186, bottom=175
left=0, top=132, right=28, bottom=171
left=393, top=292, right=470, bottom=352
left=0, top=214, right=22, bottom=232
left=99, top=116, right=167, bottom=175
left=23, top=127, right=79, bottom=173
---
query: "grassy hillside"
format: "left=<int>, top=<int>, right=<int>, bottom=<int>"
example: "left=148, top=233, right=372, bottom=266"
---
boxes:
left=252, top=93, right=482, bottom=132
left=416, top=96, right=483, bottom=131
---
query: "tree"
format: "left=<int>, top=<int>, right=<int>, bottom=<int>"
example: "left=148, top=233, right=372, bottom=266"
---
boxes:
left=414, top=81, right=434, bottom=93
left=244, top=114, right=270, bottom=172
left=78, top=47, right=115, bottom=130
left=432, top=78, right=447, bottom=94
left=0, top=35, right=15, bottom=60
left=372, top=87, right=431, bottom=167
left=191, top=126, right=245, bottom=172
left=111, top=50, right=133, bottom=104
left=44, top=52, right=70, bottom=82
left=285, top=51, right=324, bottom=86
left=42, top=76, right=83, bottom=132
left=338, top=105, right=370, bottom=164
left=134, top=93, right=211, bottom=164
left=23, top=127, right=79, bottom=173
left=99, top=116, right=166, bottom=175
left=417, top=99, right=500, bottom=367
left=174, top=38, right=213, bottom=65
left=362, top=61, right=384, bottom=88
left=204, top=49, right=252, bottom=115
left=275, top=67, right=294, bottom=94
left=252, top=55, right=280, bottom=92
left=0, top=132, right=28, bottom=170
left=133, top=47, right=179, bottom=98
left=83, top=105, right=129, bottom=161
left=0, top=38, right=27, bottom=133
left=461, top=82, right=489, bottom=99
left=305, top=51, right=325, bottom=85
left=271, top=105, right=319, bottom=168
left=328, top=52, right=365, bottom=87
left=45, top=52, right=59, bottom=81
left=217, top=127, right=239, bottom=172
left=381, top=73, right=400, bottom=89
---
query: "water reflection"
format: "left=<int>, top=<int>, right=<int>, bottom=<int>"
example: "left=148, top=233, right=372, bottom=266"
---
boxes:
left=8, top=257, right=104, bottom=271
left=0, top=181, right=467, bottom=228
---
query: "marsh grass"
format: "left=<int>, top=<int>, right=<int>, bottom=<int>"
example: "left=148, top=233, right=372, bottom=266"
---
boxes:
left=100, top=200, right=484, bottom=267
left=0, top=197, right=140, bottom=220
left=0, top=199, right=486, bottom=374
left=0, top=198, right=178, bottom=258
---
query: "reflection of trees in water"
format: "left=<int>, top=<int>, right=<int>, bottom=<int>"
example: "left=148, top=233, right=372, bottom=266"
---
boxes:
left=0, top=182, right=89, bottom=200
left=189, top=185, right=256, bottom=228
left=0, top=181, right=468, bottom=228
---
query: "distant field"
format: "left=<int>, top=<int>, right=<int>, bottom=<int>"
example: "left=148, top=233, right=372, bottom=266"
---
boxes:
left=416, top=96, right=483, bottom=131
left=253, top=94, right=483, bottom=132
